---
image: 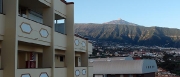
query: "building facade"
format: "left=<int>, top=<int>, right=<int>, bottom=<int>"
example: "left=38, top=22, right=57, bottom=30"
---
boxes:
left=89, top=57, right=158, bottom=77
left=0, top=0, right=93, bottom=77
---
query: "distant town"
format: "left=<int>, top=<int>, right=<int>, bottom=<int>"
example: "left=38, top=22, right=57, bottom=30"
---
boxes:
left=89, top=40, right=180, bottom=77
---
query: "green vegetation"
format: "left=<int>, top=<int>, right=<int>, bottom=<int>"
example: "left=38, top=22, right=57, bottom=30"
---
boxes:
left=158, top=52, right=180, bottom=75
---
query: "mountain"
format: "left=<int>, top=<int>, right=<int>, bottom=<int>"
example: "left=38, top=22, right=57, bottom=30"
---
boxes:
left=103, top=18, right=139, bottom=26
left=74, top=21, right=180, bottom=47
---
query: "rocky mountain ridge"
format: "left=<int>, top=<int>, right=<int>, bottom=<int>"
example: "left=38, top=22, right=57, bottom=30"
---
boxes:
left=74, top=19, right=180, bottom=47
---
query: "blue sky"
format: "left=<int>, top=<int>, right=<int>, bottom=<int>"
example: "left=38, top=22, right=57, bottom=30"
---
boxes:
left=66, top=0, right=180, bottom=29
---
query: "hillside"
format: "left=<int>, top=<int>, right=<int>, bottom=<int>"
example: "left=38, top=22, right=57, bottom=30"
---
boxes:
left=103, top=18, right=138, bottom=26
left=74, top=24, right=180, bottom=47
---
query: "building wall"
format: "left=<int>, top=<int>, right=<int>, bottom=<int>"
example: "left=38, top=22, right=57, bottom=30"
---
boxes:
left=0, top=42, right=1, bottom=48
left=75, top=56, right=81, bottom=67
left=18, top=52, right=26, bottom=68
left=37, top=53, right=42, bottom=68
left=18, top=52, right=39, bottom=68
left=18, top=44, right=43, bottom=53
left=55, top=50, right=65, bottom=55
left=54, top=0, right=66, bottom=17
left=142, top=60, right=157, bottom=73
left=133, top=75, right=137, bottom=77
left=143, top=72, right=155, bottom=77
left=0, top=70, right=3, bottom=77
left=0, top=0, right=2, bottom=13
left=0, top=0, right=92, bottom=77
left=55, top=50, right=65, bottom=67
left=94, top=74, right=104, bottom=77
left=75, top=52, right=81, bottom=67
left=74, top=36, right=87, bottom=52
left=0, top=14, right=5, bottom=40
left=54, top=68, right=67, bottom=77
left=55, top=55, right=65, bottom=67
left=96, top=74, right=156, bottom=77
left=54, top=32, right=67, bottom=50
left=17, top=68, right=52, bottom=77
left=88, top=67, right=93, bottom=77
left=0, top=52, right=1, bottom=68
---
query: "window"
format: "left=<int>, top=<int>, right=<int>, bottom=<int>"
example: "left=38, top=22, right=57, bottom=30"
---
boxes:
left=55, top=19, right=66, bottom=34
left=28, top=10, right=43, bottom=23
left=55, top=23, right=65, bottom=34
left=60, top=56, right=64, bottom=62
left=0, top=0, right=2, bottom=13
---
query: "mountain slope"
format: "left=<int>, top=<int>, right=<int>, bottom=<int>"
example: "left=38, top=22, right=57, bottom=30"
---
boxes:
left=74, top=24, right=180, bottom=47
left=103, top=18, right=139, bottom=26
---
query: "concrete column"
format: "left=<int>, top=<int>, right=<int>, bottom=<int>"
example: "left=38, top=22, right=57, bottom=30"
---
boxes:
left=42, top=0, right=55, bottom=77
left=81, top=40, right=90, bottom=77
left=1, top=0, right=18, bottom=77
left=81, top=40, right=89, bottom=67
left=42, top=2, right=55, bottom=68
left=65, top=4, right=75, bottom=77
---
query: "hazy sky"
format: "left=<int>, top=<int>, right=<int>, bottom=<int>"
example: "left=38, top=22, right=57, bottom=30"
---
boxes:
left=66, top=0, right=180, bottom=29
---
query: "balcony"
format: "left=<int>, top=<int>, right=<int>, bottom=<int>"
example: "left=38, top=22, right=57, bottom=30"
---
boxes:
left=17, top=16, right=51, bottom=46
left=54, top=32, right=67, bottom=50
left=54, top=0, right=66, bottom=18
left=88, top=66, right=93, bottom=77
left=74, top=36, right=87, bottom=52
left=38, top=0, right=51, bottom=6
left=16, top=67, right=90, bottom=77
left=0, top=14, right=5, bottom=40
left=19, top=0, right=51, bottom=8
left=17, top=68, right=51, bottom=77
left=55, top=53, right=65, bottom=67
left=75, top=67, right=87, bottom=77
left=54, top=32, right=91, bottom=52
left=88, top=43, right=93, bottom=54
left=54, top=68, right=67, bottom=77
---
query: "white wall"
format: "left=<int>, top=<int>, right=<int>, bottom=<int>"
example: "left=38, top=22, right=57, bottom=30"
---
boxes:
left=142, top=60, right=158, bottom=73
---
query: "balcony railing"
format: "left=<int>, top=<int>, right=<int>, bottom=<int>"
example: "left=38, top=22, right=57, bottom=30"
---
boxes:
left=75, top=67, right=87, bottom=77
left=54, top=0, right=66, bottom=17
left=18, top=15, right=49, bottom=27
left=38, top=0, right=51, bottom=6
left=88, top=43, right=93, bottom=54
left=17, top=68, right=51, bottom=77
left=88, top=66, right=93, bottom=77
left=54, top=32, right=67, bottom=50
left=17, top=16, right=51, bottom=46
left=54, top=68, right=67, bottom=77
left=74, top=36, right=87, bottom=52
left=55, top=23, right=66, bottom=35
